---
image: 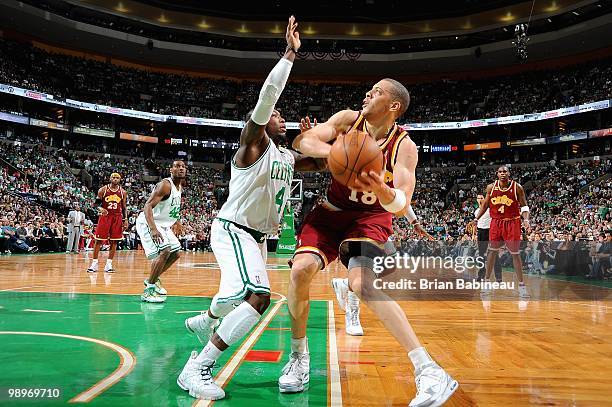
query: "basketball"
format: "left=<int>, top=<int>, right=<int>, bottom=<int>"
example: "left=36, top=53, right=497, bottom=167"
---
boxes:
left=328, top=129, right=384, bottom=189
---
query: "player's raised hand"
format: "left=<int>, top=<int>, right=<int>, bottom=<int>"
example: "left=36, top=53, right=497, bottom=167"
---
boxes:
left=299, top=116, right=317, bottom=133
left=286, top=15, right=301, bottom=51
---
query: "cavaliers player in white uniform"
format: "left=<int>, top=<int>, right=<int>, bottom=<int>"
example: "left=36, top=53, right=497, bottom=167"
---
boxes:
left=279, top=79, right=458, bottom=406
left=176, top=17, right=325, bottom=401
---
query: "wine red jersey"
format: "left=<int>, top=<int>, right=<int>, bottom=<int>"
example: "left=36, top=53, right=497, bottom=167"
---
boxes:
left=488, top=180, right=520, bottom=220
left=326, top=112, right=410, bottom=213
left=101, top=185, right=125, bottom=216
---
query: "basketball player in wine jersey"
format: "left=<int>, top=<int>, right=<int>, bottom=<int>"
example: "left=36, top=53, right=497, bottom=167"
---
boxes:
left=279, top=80, right=458, bottom=406
left=87, top=173, right=128, bottom=273
left=474, top=166, right=531, bottom=298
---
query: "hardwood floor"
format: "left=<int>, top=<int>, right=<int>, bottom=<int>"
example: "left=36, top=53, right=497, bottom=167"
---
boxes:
left=1, top=250, right=610, bottom=406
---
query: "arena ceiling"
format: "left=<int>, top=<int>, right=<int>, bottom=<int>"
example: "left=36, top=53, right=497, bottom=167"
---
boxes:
left=67, top=0, right=599, bottom=39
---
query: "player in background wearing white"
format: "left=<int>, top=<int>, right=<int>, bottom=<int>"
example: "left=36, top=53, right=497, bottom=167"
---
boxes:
left=331, top=207, right=434, bottom=335
left=136, top=160, right=186, bottom=303
left=177, top=16, right=326, bottom=401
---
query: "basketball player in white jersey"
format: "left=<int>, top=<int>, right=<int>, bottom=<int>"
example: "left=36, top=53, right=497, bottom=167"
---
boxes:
left=136, top=160, right=186, bottom=303
left=177, top=16, right=325, bottom=401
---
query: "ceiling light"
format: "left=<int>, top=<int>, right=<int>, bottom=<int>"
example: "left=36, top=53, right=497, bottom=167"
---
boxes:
left=237, top=23, right=249, bottom=33
left=303, top=25, right=316, bottom=35
left=157, top=13, right=169, bottom=23
left=500, top=11, right=515, bottom=22
left=115, top=2, right=128, bottom=13
left=198, top=20, right=210, bottom=29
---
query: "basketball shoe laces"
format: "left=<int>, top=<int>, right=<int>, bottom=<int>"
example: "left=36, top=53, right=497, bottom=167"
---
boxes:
left=348, top=295, right=360, bottom=326
left=414, top=364, right=443, bottom=397
left=283, top=352, right=307, bottom=376
left=198, top=363, right=214, bottom=384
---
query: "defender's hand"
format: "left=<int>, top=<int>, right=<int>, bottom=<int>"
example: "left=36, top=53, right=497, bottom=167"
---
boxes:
left=286, top=15, right=301, bottom=51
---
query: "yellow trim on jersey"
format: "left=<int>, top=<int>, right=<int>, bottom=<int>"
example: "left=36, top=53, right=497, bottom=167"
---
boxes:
left=391, top=130, right=409, bottom=168
left=295, top=246, right=329, bottom=268
left=494, top=180, right=514, bottom=192
left=378, top=125, right=396, bottom=151
left=348, top=114, right=365, bottom=132
left=340, top=237, right=385, bottom=249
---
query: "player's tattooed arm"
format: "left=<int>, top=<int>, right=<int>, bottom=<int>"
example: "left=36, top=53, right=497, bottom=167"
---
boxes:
left=289, top=150, right=328, bottom=172
left=292, top=110, right=356, bottom=158
left=97, top=186, right=108, bottom=216
left=143, top=179, right=171, bottom=244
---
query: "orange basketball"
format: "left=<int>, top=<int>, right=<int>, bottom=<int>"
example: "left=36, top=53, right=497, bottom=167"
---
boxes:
left=327, top=129, right=384, bottom=189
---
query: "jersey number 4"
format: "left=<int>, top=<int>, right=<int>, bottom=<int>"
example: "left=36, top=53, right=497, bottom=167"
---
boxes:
left=169, top=206, right=180, bottom=219
left=275, top=187, right=286, bottom=214
left=348, top=188, right=377, bottom=205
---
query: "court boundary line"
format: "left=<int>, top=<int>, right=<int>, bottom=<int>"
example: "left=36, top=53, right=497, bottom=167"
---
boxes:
left=0, top=331, right=136, bottom=403
left=0, top=290, right=291, bottom=301
left=193, top=294, right=286, bottom=407
left=328, top=300, right=343, bottom=407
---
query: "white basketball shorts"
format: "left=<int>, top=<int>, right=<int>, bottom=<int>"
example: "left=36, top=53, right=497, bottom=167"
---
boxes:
left=211, top=218, right=270, bottom=302
left=136, top=217, right=180, bottom=259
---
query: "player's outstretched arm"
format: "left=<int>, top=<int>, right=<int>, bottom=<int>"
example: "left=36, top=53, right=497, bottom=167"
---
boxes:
left=475, top=184, right=493, bottom=220
left=143, top=180, right=171, bottom=244
left=235, top=16, right=300, bottom=167
left=292, top=109, right=357, bottom=158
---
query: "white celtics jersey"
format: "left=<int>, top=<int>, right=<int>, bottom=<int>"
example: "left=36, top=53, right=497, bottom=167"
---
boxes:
left=137, top=177, right=182, bottom=228
left=218, top=139, right=295, bottom=234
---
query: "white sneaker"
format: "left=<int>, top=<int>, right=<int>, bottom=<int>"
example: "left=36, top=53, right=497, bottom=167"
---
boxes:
left=345, top=292, right=363, bottom=336
left=410, top=363, right=458, bottom=407
left=331, top=278, right=349, bottom=312
left=177, top=351, right=225, bottom=400
left=518, top=284, right=530, bottom=299
left=278, top=352, right=310, bottom=393
left=185, top=313, right=220, bottom=345
left=141, top=286, right=166, bottom=303
left=104, top=267, right=115, bottom=274
left=144, top=279, right=167, bottom=295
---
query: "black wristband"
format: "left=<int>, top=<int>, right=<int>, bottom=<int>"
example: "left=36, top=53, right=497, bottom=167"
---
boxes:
left=285, top=45, right=297, bottom=54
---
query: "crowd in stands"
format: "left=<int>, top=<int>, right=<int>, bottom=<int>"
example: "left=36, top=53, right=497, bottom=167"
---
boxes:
left=1, top=38, right=611, bottom=124
left=1, top=137, right=609, bottom=277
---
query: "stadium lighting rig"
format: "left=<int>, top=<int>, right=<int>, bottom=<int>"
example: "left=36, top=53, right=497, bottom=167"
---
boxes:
left=512, top=23, right=529, bottom=61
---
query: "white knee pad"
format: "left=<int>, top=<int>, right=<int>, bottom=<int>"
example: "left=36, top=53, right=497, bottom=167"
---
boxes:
left=216, top=302, right=261, bottom=346
left=210, top=293, right=243, bottom=318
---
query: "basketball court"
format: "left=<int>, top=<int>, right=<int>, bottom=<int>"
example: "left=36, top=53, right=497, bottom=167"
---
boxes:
left=1, top=251, right=610, bottom=406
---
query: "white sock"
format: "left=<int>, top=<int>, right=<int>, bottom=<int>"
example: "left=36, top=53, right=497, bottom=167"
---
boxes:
left=195, top=342, right=222, bottom=365
left=105, top=259, right=112, bottom=267
left=291, top=337, right=308, bottom=354
left=202, top=312, right=217, bottom=327
left=408, top=347, right=434, bottom=371
left=90, top=259, right=98, bottom=269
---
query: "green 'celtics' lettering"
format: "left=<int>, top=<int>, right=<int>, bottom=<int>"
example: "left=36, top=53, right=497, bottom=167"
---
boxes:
left=271, top=161, right=293, bottom=184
